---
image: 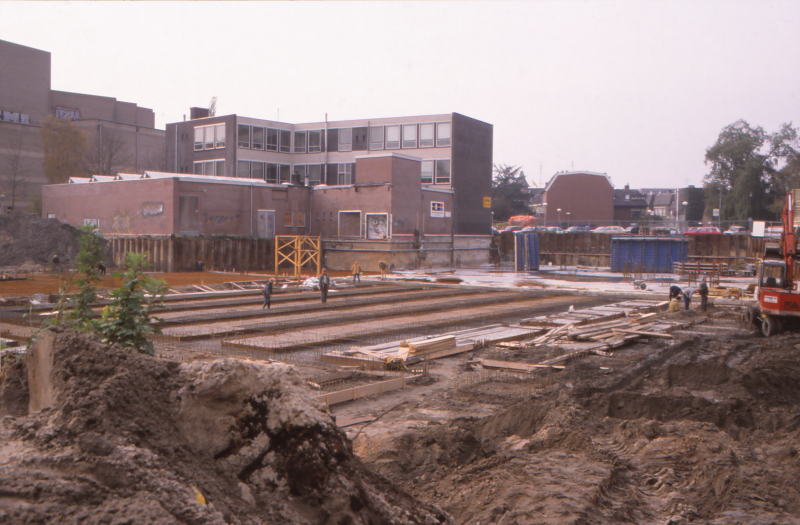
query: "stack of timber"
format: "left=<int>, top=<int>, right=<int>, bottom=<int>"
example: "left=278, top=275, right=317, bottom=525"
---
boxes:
left=322, top=324, right=534, bottom=367
left=512, top=299, right=708, bottom=366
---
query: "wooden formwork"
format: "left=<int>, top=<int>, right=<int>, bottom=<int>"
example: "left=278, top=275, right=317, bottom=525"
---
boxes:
left=275, top=235, right=321, bottom=279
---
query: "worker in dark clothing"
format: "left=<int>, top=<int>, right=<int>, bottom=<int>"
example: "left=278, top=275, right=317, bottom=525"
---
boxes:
left=669, top=284, right=682, bottom=301
left=51, top=254, right=60, bottom=273
left=699, top=277, right=709, bottom=312
left=379, top=260, right=389, bottom=281
left=262, top=279, right=274, bottom=309
left=319, top=268, right=331, bottom=303
left=98, top=262, right=106, bottom=275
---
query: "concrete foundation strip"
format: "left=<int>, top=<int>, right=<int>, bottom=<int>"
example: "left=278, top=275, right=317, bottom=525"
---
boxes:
left=315, top=376, right=422, bottom=406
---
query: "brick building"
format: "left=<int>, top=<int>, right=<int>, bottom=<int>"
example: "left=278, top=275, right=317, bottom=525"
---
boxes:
left=165, top=110, right=492, bottom=236
left=540, top=171, right=615, bottom=227
left=613, top=185, right=649, bottom=226
left=0, top=39, right=164, bottom=210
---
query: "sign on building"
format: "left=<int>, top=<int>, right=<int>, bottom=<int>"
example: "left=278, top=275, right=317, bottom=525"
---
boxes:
left=431, top=201, right=445, bottom=218
left=483, top=196, right=491, bottom=208
left=713, top=208, right=720, bottom=217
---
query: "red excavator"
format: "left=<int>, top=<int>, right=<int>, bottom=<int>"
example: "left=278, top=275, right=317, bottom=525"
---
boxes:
left=750, top=191, right=800, bottom=336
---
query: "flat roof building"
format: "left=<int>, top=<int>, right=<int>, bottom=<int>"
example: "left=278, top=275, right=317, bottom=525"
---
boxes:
left=165, top=111, right=493, bottom=235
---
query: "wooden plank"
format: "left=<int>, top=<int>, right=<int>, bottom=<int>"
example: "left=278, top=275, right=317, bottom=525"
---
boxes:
left=612, top=328, right=673, bottom=339
left=477, top=358, right=565, bottom=372
left=315, top=375, right=422, bottom=406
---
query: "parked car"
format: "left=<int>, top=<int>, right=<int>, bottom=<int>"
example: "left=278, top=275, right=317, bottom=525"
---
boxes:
left=519, top=226, right=536, bottom=232
left=687, top=226, right=722, bottom=234
left=625, top=225, right=640, bottom=234
left=565, top=226, right=590, bottom=233
left=650, top=226, right=679, bottom=235
left=503, top=225, right=522, bottom=233
left=547, top=227, right=565, bottom=234
left=491, top=226, right=500, bottom=235
left=592, top=226, right=629, bottom=234
left=724, top=226, right=747, bottom=235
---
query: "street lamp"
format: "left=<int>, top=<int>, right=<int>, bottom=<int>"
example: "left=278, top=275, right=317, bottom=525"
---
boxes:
left=566, top=212, right=570, bottom=228
left=682, top=201, right=688, bottom=232
left=542, top=202, right=548, bottom=225
left=557, top=208, right=561, bottom=227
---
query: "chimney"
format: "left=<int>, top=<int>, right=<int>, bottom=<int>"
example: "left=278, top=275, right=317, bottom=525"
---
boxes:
left=624, top=184, right=630, bottom=190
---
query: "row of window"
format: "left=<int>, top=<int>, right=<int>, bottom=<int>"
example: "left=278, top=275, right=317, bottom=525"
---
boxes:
left=371, top=122, right=451, bottom=150
left=193, top=159, right=452, bottom=185
left=233, top=122, right=451, bottom=153
left=194, top=124, right=226, bottom=151
left=238, top=125, right=292, bottom=152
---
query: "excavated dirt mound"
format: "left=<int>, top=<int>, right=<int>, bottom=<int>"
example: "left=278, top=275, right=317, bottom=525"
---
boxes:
left=0, top=212, right=106, bottom=268
left=362, top=332, right=800, bottom=524
left=0, top=329, right=451, bottom=524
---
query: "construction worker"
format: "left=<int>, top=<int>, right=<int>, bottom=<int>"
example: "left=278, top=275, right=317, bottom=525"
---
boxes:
left=699, top=276, right=709, bottom=312
left=682, top=286, right=696, bottom=311
left=379, top=260, right=389, bottom=281
left=319, top=268, right=331, bottom=303
left=351, top=261, right=361, bottom=284
left=669, top=284, right=682, bottom=301
left=262, top=279, right=274, bottom=309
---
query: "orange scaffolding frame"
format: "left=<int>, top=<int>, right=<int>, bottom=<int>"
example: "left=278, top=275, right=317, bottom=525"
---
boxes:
left=274, top=235, right=322, bottom=279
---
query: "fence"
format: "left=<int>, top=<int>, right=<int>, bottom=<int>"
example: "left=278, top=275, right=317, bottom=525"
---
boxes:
left=496, top=231, right=776, bottom=270
left=107, top=235, right=273, bottom=272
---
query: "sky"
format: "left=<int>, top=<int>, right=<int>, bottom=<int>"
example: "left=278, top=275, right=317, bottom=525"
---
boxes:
left=3, top=1, right=799, bottom=190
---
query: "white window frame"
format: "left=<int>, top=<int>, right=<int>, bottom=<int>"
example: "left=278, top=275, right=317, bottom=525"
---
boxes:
left=83, top=218, right=100, bottom=228
left=294, top=130, right=307, bottom=153
left=214, top=123, right=226, bottom=148
left=279, top=130, right=291, bottom=153
left=307, top=164, right=322, bottom=186
left=435, top=159, right=451, bottom=185
left=402, top=124, right=417, bottom=149
left=369, top=126, right=384, bottom=150
left=421, top=160, right=434, bottom=184
left=308, top=130, right=322, bottom=152
left=338, top=210, right=362, bottom=238
left=338, top=128, right=353, bottom=152
left=238, top=124, right=250, bottom=149
left=385, top=125, right=400, bottom=149
left=193, top=159, right=225, bottom=176
left=266, top=128, right=279, bottom=152
left=338, top=163, right=353, bottom=185
left=436, top=122, right=451, bottom=147
left=365, top=213, right=391, bottom=239
left=419, top=123, right=434, bottom=148
left=194, top=127, right=204, bottom=151
left=251, top=126, right=265, bottom=150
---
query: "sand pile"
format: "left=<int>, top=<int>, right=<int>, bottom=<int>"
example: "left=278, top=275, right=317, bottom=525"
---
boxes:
left=0, top=328, right=451, bottom=524
left=0, top=212, right=107, bottom=269
left=362, top=333, right=800, bottom=524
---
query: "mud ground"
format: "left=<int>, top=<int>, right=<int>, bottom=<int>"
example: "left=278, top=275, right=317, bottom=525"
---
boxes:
left=333, top=316, right=800, bottom=524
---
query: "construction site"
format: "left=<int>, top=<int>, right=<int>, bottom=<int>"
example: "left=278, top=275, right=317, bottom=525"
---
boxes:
left=3, top=213, right=800, bottom=524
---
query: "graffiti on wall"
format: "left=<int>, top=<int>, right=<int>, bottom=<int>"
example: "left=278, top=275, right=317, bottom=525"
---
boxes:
left=111, top=212, right=132, bottom=233
left=203, top=213, right=239, bottom=226
left=141, top=202, right=165, bottom=217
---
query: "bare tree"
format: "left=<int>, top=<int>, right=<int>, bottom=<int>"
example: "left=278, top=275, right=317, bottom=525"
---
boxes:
left=40, top=115, right=87, bottom=184
left=209, top=96, right=217, bottom=117
left=84, top=128, right=132, bottom=176
left=140, top=145, right=168, bottom=174
left=1, top=130, right=30, bottom=211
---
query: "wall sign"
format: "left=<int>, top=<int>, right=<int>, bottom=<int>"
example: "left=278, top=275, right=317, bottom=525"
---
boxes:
left=431, top=201, right=445, bottom=218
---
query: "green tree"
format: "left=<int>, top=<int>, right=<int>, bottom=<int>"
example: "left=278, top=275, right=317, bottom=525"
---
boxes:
left=66, top=224, right=105, bottom=331
left=703, top=120, right=798, bottom=221
left=96, top=252, right=167, bottom=355
left=40, top=115, right=87, bottom=184
left=491, top=164, right=531, bottom=221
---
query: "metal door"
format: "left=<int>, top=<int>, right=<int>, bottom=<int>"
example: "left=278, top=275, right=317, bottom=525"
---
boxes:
left=258, top=210, right=275, bottom=239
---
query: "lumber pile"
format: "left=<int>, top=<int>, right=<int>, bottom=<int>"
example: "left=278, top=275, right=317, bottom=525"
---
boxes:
left=404, top=335, right=456, bottom=355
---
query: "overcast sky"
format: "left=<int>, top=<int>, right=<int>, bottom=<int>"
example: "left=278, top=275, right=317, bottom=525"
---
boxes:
left=3, top=1, right=799, bottom=189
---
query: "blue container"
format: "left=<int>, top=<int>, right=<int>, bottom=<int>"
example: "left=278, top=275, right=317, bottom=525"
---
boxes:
left=514, top=232, right=540, bottom=271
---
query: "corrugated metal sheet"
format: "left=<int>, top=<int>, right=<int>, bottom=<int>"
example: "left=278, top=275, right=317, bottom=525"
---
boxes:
left=514, top=232, right=539, bottom=271
left=611, top=236, right=689, bottom=273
